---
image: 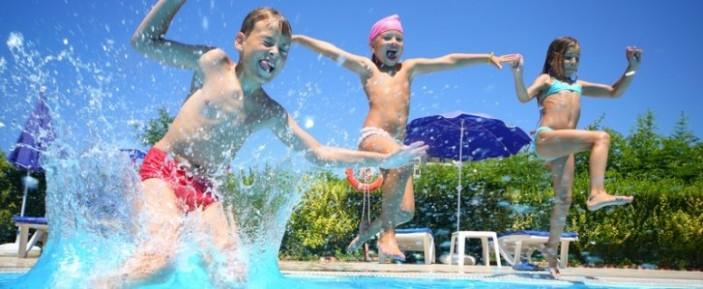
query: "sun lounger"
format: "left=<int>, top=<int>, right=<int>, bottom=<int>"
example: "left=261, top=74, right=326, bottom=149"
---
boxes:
left=13, top=216, right=48, bottom=258
left=379, top=228, right=435, bottom=264
left=449, top=230, right=502, bottom=267
left=497, top=230, right=578, bottom=268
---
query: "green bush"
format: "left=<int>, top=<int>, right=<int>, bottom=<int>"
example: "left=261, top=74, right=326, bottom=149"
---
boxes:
left=281, top=171, right=375, bottom=259
left=280, top=111, right=703, bottom=269
left=0, top=152, right=47, bottom=243
left=282, top=159, right=703, bottom=269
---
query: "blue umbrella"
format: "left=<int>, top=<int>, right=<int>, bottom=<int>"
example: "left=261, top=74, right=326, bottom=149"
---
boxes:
left=405, top=112, right=530, bottom=162
left=8, top=88, right=55, bottom=217
left=404, top=112, right=531, bottom=231
left=119, top=148, right=146, bottom=165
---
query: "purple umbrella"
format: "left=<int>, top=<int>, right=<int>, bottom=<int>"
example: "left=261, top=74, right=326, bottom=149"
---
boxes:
left=119, top=148, right=146, bottom=165
left=404, top=112, right=530, bottom=231
left=8, top=88, right=55, bottom=217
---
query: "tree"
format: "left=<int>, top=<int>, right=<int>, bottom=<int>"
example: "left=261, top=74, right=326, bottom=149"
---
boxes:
left=662, top=112, right=700, bottom=183
left=135, top=107, right=173, bottom=146
left=621, top=110, right=664, bottom=180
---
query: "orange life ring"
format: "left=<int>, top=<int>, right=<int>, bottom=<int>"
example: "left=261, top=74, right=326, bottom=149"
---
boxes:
left=345, top=168, right=384, bottom=192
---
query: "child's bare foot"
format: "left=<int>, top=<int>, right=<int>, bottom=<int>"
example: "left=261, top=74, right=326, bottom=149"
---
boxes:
left=538, top=244, right=561, bottom=279
left=547, top=266, right=561, bottom=279
left=377, top=233, right=405, bottom=262
left=586, top=193, right=634, bottom=211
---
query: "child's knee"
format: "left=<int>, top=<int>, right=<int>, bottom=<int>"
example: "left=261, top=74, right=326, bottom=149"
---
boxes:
left=596, top=131, right=610, bottom=145
left=396, top=209, right=414, bottom=224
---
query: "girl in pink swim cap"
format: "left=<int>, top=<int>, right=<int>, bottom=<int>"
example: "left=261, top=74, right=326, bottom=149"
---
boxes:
left=293, top=14, right=518, bottom=262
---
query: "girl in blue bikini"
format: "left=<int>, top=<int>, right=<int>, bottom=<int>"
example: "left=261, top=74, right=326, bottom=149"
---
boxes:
left=509, top=36, right=642, bottom=277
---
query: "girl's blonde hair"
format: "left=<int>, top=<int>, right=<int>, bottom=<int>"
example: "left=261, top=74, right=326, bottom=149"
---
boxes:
left=542, top=36, right=579, bottom=80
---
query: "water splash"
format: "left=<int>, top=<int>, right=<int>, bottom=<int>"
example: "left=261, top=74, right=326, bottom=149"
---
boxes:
left=2, top=31, right=317, bottom=289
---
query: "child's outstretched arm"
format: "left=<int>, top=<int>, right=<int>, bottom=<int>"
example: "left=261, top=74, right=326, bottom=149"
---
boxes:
left=270, top=105, right=427, bottom=169
left=581, top=47, right=642, bottom=98
left=510, top=54, right=549, bottom=103
left=131, top=0, right=212, bottom=70
left=292, top=34, right=374, bottom=77
left=407, top=52, right=518, bottom=78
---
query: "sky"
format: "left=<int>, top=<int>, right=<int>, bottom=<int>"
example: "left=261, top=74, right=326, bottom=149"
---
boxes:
left=1, top=0, right=702, bottom=168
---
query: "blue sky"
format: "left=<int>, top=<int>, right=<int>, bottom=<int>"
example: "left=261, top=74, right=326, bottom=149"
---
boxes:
left=1, top=0, right=702, bottom=167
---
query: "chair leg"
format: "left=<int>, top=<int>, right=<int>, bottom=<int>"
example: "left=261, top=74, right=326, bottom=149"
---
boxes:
left=481, top=237, right=489, bottom=267
left=449, top=234, right=456, bottom=264
left=430, top=240, right=435, bottom=264
left=423, top=235, right=431, bottom=264
left=27, top=230, right=43, bottom=252
left=18, top=225, right=29, bottom=258
left=491, top=234, right=502, bottom=267
left=513, top=240, right=523, bottom=265
left=457, top=235, right=466, bottom=266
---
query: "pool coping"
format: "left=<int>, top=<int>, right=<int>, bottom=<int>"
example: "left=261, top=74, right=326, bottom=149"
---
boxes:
left=3, top=257, right=702, bottom=288
left=280, top=261, right=703, bottom=288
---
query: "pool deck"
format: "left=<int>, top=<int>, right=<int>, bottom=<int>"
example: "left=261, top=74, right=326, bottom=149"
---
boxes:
left=3, top=257, right=702, bottom=288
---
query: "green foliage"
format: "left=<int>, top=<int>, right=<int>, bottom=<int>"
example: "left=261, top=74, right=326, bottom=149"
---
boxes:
left=281, top=171, right=365, bottom=258
left=0, top=152, right=47, bottom=243
left=135, top=107, right=173, bottom=146
left=281, top=111, right=703, bottom=269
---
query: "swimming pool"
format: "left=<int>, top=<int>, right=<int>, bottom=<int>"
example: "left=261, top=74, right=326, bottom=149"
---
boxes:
left=1, top=271, right=701, bottom=289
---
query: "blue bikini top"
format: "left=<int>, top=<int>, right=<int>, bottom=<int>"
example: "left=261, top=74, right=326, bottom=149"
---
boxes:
left=544, top=78, right=582, bottom=96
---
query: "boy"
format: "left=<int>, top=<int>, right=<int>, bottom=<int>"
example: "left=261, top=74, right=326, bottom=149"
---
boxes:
left=98, top=1, right=426, bottom=287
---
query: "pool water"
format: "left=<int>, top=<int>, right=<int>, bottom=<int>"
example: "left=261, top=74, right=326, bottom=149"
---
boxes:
left=0, top=272, right=699, bottom=289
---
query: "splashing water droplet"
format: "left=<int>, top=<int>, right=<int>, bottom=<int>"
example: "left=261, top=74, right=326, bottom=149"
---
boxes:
left=7, top=32, right=24, bottom=49
left=202, top=16, right=209, bottom=30
left=304, top=116, right=314, bottom=128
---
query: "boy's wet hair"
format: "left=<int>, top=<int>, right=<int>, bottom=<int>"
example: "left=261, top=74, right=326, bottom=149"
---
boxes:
left=542, top=36, right=580, bottom=81
left=240, top=7, right=292, bottom=37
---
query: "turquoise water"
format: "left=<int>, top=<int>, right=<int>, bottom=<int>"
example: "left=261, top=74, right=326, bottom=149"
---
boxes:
left=1, top=272, right=698, bottom=289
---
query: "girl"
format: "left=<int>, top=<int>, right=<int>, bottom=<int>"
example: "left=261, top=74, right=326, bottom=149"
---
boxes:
left=510, top=36, right=642, bottom=277
left=293, top=14, right=517, bottom=261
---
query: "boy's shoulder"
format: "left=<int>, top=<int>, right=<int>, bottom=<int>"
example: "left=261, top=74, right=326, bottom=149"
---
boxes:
left=198, top=48, right=234, bottom=68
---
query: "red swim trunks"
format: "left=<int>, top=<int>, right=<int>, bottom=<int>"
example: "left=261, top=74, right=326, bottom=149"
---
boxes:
left=139, top=148, right=218, bottom=212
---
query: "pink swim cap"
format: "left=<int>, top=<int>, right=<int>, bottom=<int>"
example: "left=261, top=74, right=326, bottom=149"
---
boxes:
left=368, top=14, right=404, bottom=43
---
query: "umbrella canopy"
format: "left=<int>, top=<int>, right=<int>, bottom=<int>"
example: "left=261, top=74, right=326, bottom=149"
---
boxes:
left=8, top=90, right=55, bottom=172
left=404, top=112, right=530, bottom=161
left=119, top=148, right=146, bottom=162
left=7, top=89, right=55, bottom=217
left=404, top=112, right=531, bottom=231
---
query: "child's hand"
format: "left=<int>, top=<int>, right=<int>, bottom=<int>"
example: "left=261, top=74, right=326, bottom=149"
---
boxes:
left=380, top=141, right=428, bottom=169
left=626, top=46, right=642, bottom=69
left=488, top=53, right=503, bottom=69
left=505, top=53, right=523, bottom=72
left=492, top=53, right=521, bottom=70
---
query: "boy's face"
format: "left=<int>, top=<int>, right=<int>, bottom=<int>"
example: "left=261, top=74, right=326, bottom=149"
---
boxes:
left=236, top=19, right=291, bottom=83
left=371, top=30, right=404, bottom=66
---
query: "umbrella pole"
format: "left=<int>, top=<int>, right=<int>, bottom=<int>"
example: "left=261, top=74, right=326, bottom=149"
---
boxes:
left=20, top=170, right=30, bottom=217
left=456, top=120, right=464, bottom=232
